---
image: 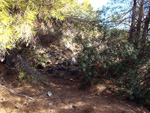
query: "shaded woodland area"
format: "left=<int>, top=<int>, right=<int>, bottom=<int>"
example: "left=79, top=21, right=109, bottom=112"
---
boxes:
left=0, top=0, right=150, bottom=112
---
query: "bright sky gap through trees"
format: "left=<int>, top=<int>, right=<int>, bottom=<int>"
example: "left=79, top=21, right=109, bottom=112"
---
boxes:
left=79, top=0, right=109, bottom=10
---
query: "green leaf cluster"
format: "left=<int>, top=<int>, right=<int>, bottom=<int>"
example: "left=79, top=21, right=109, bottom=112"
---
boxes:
left=0, top=0, right=92, bottom=53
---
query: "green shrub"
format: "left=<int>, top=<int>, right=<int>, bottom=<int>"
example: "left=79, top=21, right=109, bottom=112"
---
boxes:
left=77, top=38, right=100, bottom=88
left=99, top=40, right=150, bottom=106
left=100, top=42, right=139, bottom=77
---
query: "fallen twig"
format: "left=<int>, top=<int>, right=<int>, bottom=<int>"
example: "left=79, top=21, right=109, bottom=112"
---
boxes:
left=0, top=84, right=35, bottom=100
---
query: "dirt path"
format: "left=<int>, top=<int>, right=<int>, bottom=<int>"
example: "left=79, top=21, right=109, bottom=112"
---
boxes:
left=0, top=72, right=149, bottom=113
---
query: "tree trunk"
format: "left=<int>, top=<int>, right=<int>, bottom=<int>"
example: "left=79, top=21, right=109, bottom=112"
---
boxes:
left=142, top=7, right=150, bottom=43
left=136, top=0, right=144, bottom=38
left=129, top=0, right=137, bottom=42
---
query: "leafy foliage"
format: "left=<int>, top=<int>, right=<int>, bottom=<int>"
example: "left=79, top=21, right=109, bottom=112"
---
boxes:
left=0, top=0, right=92, bottom=54
left=77, top=37, right=99, bottom=88
left=97, top=37, right=150, bottom=106
left=76, top=26, right=150, bottom=107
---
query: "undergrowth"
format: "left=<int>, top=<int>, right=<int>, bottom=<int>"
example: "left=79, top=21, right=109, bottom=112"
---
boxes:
left=76, top=33, right=150, bottom=107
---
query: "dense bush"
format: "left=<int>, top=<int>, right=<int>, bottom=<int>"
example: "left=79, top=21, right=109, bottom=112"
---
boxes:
left=97, top=39, right=150, bottom=106
left=77, top=38, right=100, bottom=88
left=76, top=28, right=150, bottom=107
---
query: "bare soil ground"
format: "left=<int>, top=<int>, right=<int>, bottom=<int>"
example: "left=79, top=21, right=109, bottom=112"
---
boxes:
left=0, top=70, right=149, bottom=113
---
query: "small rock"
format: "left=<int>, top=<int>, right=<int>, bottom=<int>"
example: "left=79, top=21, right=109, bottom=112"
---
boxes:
left=72, top=105, right=76, bottom=109
left=60, top=65, right=66, bottom=70
left=62, top=51, right=65, bottom=54
left=32, top=93, right=35, bottom=96
left=15, top=105, right=19, bottom=109
left=47, top=67, right=57, bottom=74
left=41, top=63, right=46, bottom=68
left=71, top=70, right=79, bottom=75
left=47, top=69, right=54, bottom=74
left=53, top=67, right=57, bottom=70
left=24, top=103, right=29, bottom=106
left=36, top=63, right=45, bottom=69
left=50, top=52, right=57, bottom=57
left=104, top=106, right=108, bottom=108
left=47, top=91, right=52, bottom=97
left=70, top=78, right=74, bottom=82
left=72, top=57, right=76, bottom=64
left=40, top=88, right=44, bottom=92
left=62, top=60, right=71, bottom=67
left=54, top=61, right=59, bottom=64
left=57, top=70, right=64, bottom=76
left=1, top=98, right=5, bottom=101
left=67, top=67, right=71, bottom=71
left=49, top=103, right=53, bottom=106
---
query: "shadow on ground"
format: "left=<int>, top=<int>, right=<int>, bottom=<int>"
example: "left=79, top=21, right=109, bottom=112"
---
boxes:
left=0, top=71, right=149, bottom=113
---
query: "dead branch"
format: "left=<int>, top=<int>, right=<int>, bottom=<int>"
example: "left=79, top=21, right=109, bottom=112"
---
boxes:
left=0, top=84, right=35, bottom=100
